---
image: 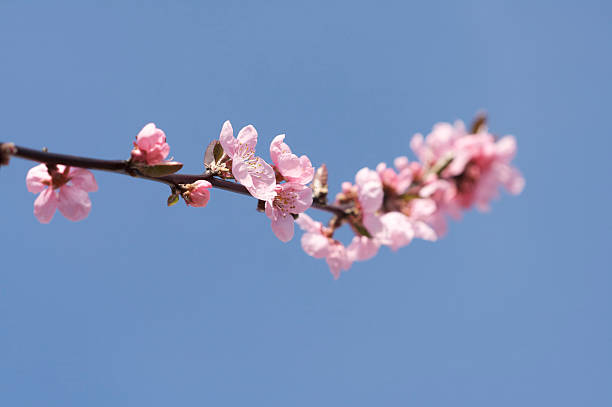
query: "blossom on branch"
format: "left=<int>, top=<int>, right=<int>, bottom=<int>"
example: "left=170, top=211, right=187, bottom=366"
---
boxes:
left=296, top=214, right=352, bottom=279
left=9, top=113, right=524, bottom=280
left=270, top=134, right=314, bottom=184
left=131, top=123, right=171, bottom=165
left=265, top=183, right=313, bottom=242
left=26, top=164, right=98, bottom=223
left=219, top=121, right=276, bottom=201
left=183, top=180, right=212, bottom=208
left=264, top=134, right=314, bottom=242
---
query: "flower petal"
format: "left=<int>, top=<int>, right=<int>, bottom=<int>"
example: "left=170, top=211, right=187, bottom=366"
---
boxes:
left=325, top=244, right=352, bottom=279
left=271, top=214, right=295, bottom=243
left=495, top=136, right=517, bottom=161
left=26, top=164, right=51, bottom=193
left=412, top=220, right=437, bottom=241
left=295, top=213, right=322, bottom=234
left=246, top=158, right=276, bottom=200
left=219, top=120, right=235, bottom=157
left=301, top=233, right=330, bottom=258
left=232, top=159, right=253, bottom=189
left=236, top=125, right=257, bottom=151
left=270, top=134, right=289, bottom=165
left=58, top=185, right=92, bottom=221
left=69, top=168, right=98, bottom=192
left=347, top=236, right=379, bottom=262
left=33, top=187, right=58, bottom=224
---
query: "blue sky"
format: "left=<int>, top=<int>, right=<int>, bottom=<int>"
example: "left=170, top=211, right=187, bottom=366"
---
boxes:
left=1, top=0, right=611, bottom=405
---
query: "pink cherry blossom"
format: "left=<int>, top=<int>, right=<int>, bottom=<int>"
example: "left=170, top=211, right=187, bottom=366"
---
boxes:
left=265, top=183, right=313, bottom=242
left=354, top=167, right=383, bottom=214
left=219, top=120, right=276, bottom=201
left=404, top=198, right=438, bottom=241
left=376, top=162, right=413, bottom=195
left=184, top=180, right=212, bottom=208
left=418, top=179, right=458, bottom=237
left=377, top=212, right=415, bottom=251
left=270, top=134, right=314, bottom=184
left=449, top=134, right=525, bottom=211
left=26, top=163, right=98, bottom=224
left=131, top=123, right=170, bottom=165
left=347, top=236, right=380, bottom=262
left=410, top=121, right=467, bottom=172
left=296, top=214, right=352, bottom=279
left=363, top=199, right=437, bottom=251
left=411, top=122, right=525, bottom=212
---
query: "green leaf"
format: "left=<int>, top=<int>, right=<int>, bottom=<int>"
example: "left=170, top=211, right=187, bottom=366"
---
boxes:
left=203, top=140, right=217, bottom=166
left=213, top=141, right=224, bottom=163
left=167, top=193, right=180, bottom=207
left=138, top=161, right=184, bottom=177
left=352, top=222, right=372, bottom=238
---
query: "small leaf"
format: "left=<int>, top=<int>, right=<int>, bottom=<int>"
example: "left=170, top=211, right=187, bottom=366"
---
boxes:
left=203, top=140, right=217, bottom=166
left=470, top=111, right=487, bottom=134
left=213, top=141, right=224, bottom=163
left=352, top=222, right=372, bottom=238
left=138, top=161, right=183, bottom=177
left=167, top=193, right=180, bottom=206
left=399, top=193, right=420, bottom=202
left=429, top=155, right=453, bottom=176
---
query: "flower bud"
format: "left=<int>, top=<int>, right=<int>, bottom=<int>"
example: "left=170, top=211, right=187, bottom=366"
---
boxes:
left=183, top=180, right=212, bottom=208
left=130, top=123, right=170, bottom=165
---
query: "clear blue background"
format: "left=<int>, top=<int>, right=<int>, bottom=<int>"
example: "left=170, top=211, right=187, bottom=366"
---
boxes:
left=1, top=1, right=610, bottom=405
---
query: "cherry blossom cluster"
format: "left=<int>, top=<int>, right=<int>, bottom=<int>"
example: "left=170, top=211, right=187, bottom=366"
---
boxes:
left=296, top=119, right=525, bottom=278
left=13, top=115, right=524, bottom=279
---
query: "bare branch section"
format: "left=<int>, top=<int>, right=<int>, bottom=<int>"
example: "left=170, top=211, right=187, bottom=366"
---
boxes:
left=0, top=142, right=346, bottom=216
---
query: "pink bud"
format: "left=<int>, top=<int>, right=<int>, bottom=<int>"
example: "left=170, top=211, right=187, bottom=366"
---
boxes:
left=131, top=123, right=170, bottom=165
left=184, top=180, right=212, bottom=208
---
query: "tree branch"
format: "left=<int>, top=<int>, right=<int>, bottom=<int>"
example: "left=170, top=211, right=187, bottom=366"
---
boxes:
left=0, top=142, right=346, bottom=216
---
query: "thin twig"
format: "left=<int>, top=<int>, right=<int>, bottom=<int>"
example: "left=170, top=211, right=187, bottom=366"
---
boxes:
left=1, top=142, right=346, bottom=216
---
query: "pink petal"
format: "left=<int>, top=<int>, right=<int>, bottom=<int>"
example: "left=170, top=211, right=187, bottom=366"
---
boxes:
left=236, top=125, right=258, bottom=151
left=358, top=181, right=383, bottom=213
left=396, top=168, right=414, bottom=194
left=33, top=187, right=58, bottom=224
left=296, top=155, right=314, bottom=184
left=271, top=214, right=295, bottom=243
left=394, top=156, right=410, bottom=171
left=270, top=134, right=289, bottom=165
left=410, top=133, right=426, bottom=162
left=379, top=212, right=414, bottom=251
left=58, top=185, right=91, bottom=221
left=325, top=244, right=352, bottom=279
left=219, top=120, right=235, bottom=157
left=136, top=123, right=164, bottom=151
left=355, top=167, right=380, bottom=187
left=26, top=164, right=51, bottom=193
left=412, top=221, right=437, bottom=241
left=301, top=233, right=330, bottom=258
left=445, top=152, right=470, bottom=176
left=246, top=158, right=276, bottom=200
left=295, top=213, right=322, bottom=234
left=410, top=198, right=437, bottom=218
left=363, top=213, right=385, bottom=240
left=69, top=168, right=98, bottom=192
left=355, top=168, right=383, bottom=213
left=347, top=236, right=379, bottom=261
left=281, top=183, right=313, bottom=214
left=495, top=136, right=517, bottom=161
left=187, top=180, right=212, bottom=207
left=277, top=154, right=302, bottom=178
left=232, top=159, right=254, bottom=189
